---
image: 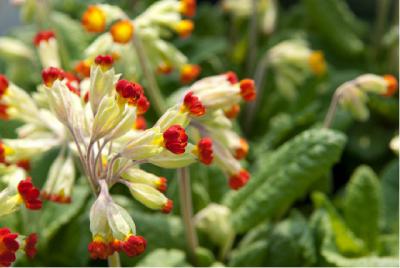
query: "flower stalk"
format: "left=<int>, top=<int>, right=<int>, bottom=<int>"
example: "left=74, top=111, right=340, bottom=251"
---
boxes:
left=178, top=167, right=198, bottom=265
left=108, top=252, right=121, bottom=267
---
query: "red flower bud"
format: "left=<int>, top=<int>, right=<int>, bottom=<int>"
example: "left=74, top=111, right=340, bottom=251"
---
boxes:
left=163, top=125, right=188, bottom=154
left=224, top=104, right=240, bottom=119
left=162, top=199, right=173, bottom=214
left=116, top=80, right=143, bottom=100
left=135, top=94, right=150, bottom=115
left=122, top=235, right=146, bottom=257
left=33, top=30, right=55, bottom=47
left=16, top=159, right=30, bottom=171
left=0, top=74, right=9, bottom=98
left=88, top=240, right=112, bottom=260
left=225, top=71, right=238, bottom=84
left=0, top=227, right=19, bottom=267
left=197, top=137, right=213, bottom=165
left=42, top=67, right=64, bottom=87
left=183, top=91, right=205, bottom=116
left=239, top=79, right=256, bottom=101
left=234, top=138, right=249, bottom=160
left=94, top=55, right=114, bottom=71
left=180, top=0, right=197, bottom=17
left=229, top=170, right=250, bottom=190
left=0, top=104, right=9, bottom=121
left=17, top=177, right=42, bottom=210
left=24, top=233, right=38, bottom=259
left=134, top=115, right=147, bottom=130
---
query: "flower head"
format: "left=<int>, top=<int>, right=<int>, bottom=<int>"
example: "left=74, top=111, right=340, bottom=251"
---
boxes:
left=175, top=20, right=194, bottom=38
left=110, top=20, right=134, bottom=44
left=163, top=125, right=188, bottom=154
left=116, top=80, right=143, bottom=101
left=17, top=177, right=42, bottom=210
left=82, top=6, right=106, bottom=33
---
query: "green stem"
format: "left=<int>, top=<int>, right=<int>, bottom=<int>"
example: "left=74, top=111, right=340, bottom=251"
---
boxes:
left=323, top=91, right=341, bottom=129
left=178, top=167, right=198, bottom=265
left=246, top=0, right=258, bottom=75
left=371, top=0, right=390, bottom=59
left=107, top=252, right=121, bottom=267
left=218, top=232, right=235, bottom=262
left=133, top=35, right=167, bottom=115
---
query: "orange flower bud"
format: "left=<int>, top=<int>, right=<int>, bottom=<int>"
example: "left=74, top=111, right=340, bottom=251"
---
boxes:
left=239, top=79, right=256, bottom=101
left=234, top=138, right=249, bottom=160
left=134, top=115, right=147, bottom=130
left=175, top=20, right=194, bottom=38
left=0, top=104, right=9, bottom=120
left=309, top=50, right=327, bottom=76
left=180, top=64, right=201, bottom=84
left=110, top=20, right=134, bottom=44
left=162, top=199, right=173, bottom=213
left=180, top=0, right=197, bottom=17
left=225, top=71, right=238, bottom=84
left=156, top=62, right=173, bottom=75
left=74, top=60, right=92, bottom=78
left=383, top=74, right=398, bottom=97
left=81, top=6, right=106, bottom=33
left=156, top=177, right=168, bottom=192
left=224, top=104, right=240, bottom=119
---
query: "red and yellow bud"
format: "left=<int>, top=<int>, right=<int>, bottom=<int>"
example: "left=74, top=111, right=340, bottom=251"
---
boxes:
left=95, top=54, right=114, bottom=71
left=110, top=20, right=134, bottom=44
left=17, top=177, right=42, bottom=210
left=33, top=30, right=55, bottom=47
left=0, top=74, right=9, bottom=99
left=135, top=95, right=150, bottom=115
left=224, top=104, right=240, bottom=119
left=225, top=71, right=238, bottom=85
left=309, top=50, right=327, bottom=76
left=41, top=67, right=64, bottom=87
left=180, top=0, right=197, bottom=17
left=88, top=236, right=112, bottom=260
left=116, top=80, right=143, bottom=101
left=175, top=20, right=194, bottom=38
left=156, top=62, right=173, bottom=75
left=0, top=228, right=19, bottom=267
left=163, top=125, right=188, bottom=154
left=195, top=137, right=213, bottom=165
left=82, top=6, right=106, bottom=33
left=239, top=79, right=256, bottom=101
left=74, top=60, right=92, bottom=78
left=383, top=74, right=398, bottom=97
left=180, top=64, right=201, bottom=84
left=162, top=199, right=173, bottom=214
left=229, top=169, right=250, bottom=190
left=23, top=233, right=38, bottom=259
left=156, top=177, right=168, bottom=192
left=234, top=138, right=249, bottom=160
left=182, top=91, right=205, bottom=116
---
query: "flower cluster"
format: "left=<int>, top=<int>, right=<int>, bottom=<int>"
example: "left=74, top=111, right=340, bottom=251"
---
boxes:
left=161, top=71, right=256, bottom=189
left=334, top=74, right=398, bottom=121
left=78, top=0, right=200, bottom=84
left=267, top=39, right=327, bottom=100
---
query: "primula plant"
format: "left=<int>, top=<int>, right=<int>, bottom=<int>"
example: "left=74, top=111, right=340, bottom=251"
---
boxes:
left=0, top=0, right=398, bottom=267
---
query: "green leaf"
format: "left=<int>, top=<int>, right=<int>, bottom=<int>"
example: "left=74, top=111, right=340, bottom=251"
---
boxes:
left=380, top=160, right=399, bottom=234
left=343, top=165, right=381, bottom=251
left=226, top=128, right=346, bottom=232
left=312, top=192, right=366, bottom=257
left=136, top=249, right=189, bottom=267
left=229, top=240, right=269, bottom=267
left=195, top=247, right=216, bottom=267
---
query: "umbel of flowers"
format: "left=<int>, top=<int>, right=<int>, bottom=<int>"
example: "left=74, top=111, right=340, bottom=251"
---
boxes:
left=77, top=0, right=201, bottom=84
left=38, top=51, right=255, bottom=259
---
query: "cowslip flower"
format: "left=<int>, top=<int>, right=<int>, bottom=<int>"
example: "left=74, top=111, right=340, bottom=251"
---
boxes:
left=33, top=30, right=61, bottom=68
left=334, top=74, right=398, bottom=121
left=81, top=0, right=200, bottom=84
left=267, top=39, right=327, bottom=100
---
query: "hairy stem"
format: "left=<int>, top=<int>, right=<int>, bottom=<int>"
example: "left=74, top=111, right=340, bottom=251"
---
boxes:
left=178, top=167, right=198, bottom=265
left=107, top=252, right=121, bottom=267
left=323, top=91, right=341, bottom=129
left=133, top=35, right=167, bottom=115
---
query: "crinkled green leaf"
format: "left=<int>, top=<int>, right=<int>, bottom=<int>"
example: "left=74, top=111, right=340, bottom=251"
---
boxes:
left=343, top=165, right=381, bottom=251
left=226, top=128, right=346, bottom=232
left=229, top=239, right=269, bottom=267
left=195, top=247, right=216, bottom=267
